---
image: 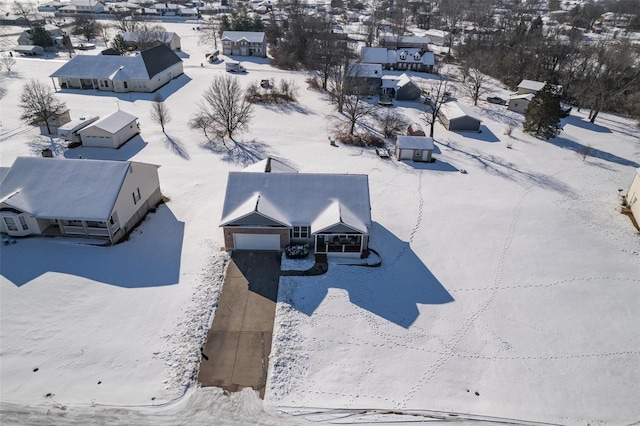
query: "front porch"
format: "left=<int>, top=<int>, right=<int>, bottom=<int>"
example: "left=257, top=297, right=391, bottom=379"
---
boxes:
left=314, top=233, right=366, bottom=256
left=41, top=218, right=113, bottom=242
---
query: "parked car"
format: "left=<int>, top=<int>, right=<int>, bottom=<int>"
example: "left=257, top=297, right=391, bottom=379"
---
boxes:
left=487, top=96, right=506, bottom=105
left=560, top=105, right=572, bottom=118
left=205, top=49, right=219, bottom=62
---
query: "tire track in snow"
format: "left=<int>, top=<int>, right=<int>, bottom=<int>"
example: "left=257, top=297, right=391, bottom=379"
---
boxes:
left=400, top=189, right=529, bottom=407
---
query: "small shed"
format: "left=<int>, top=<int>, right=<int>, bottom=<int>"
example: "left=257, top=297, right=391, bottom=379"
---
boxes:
left=407, top=123, right=426, bottom=136
left=79, top=110, right=139, bottom=148
left=13, top=45, right=44, bottom=56
left=395, top=136, right=434, bottom=162
left=508, top=93, right=534, bottom=113
left=438, top=102, right=481, bottom=132
left=517, top=79, right=545, bottom=95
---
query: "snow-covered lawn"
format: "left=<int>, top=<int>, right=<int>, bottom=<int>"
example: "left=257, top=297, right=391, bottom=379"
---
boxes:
left=1, top=22, right=639, bottom=424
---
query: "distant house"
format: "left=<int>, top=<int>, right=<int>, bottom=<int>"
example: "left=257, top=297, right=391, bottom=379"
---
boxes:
left=423, top=29, right=451, bottom=46
left=17, top=24, right=68, bottom=48
left=50, top=45, right=183, bottom=93
left=123, top=31, right=181, bottom=51
left=517, top=79, right=546, bottom=95
left=438, top=102, right=481, bottom=132
left=220, top=172, right=371, bottom=257
left=625, top=168, right=640, bottom=224
left=13, top=45, right=45, bottom=56
left=241, top=157, right=298, bottom=173
left=57, top=0, right=105, bottom=14
left=221, top=31, right=267, bottom=57
left=361, top=46, right=435, bottom=73
left=508, top=93, right=535, bottom=113
left=79, top=110, right=139, bottom=148
left=395, top=136, right=434, bottom=162
left=379, top=34, right=431, bottom=50
left=380, top=73, right=421, bottom=101
left=0, top=157, right=162, bottom=244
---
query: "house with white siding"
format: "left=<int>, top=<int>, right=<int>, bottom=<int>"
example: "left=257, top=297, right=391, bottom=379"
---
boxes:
left=0, top=157, right=162, bottom=244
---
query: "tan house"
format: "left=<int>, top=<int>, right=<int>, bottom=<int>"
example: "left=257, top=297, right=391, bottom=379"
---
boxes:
left=0, top=157, right=161, bottom=244
left=79, top=110, right=139, bottom=148
left=220, top=172, right=371, bottom=257
left=221, top=31, right=267, bottom=57
left=625, top=168, right=640, bottom=224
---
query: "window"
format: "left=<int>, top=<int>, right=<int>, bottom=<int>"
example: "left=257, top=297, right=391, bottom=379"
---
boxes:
left=19, top=216, right=28, bottom=230
left=132, top=187, right=141, bottom=204
left=123, top=81, right=128, bottom=89
left=292, top=226, right=310, bottom=238
left=3, top=217, right=18, bottom=231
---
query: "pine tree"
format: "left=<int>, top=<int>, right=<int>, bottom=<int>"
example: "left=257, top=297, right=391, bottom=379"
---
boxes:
left=29, top=24, right=54, bottom=48
left=111, top=33, right=128, bottom=55
left=523, top=83, right=562, bottom=139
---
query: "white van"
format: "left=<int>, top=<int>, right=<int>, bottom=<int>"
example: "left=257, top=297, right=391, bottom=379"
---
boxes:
left=225, top=61, right=246, bottom=72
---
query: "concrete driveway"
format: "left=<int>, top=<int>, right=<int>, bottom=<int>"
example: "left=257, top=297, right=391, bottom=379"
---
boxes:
left=197, top=251, right=281, bottom=398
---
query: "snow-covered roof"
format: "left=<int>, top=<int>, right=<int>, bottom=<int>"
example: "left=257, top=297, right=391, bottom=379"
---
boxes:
left=241, top=157, right=298, bottom=173
left=0, top=157, right=131, bottom=221
left=518, top=79, right=546, bottom=92
left=381, top=73, right=416, bottom=90
left=221, top=172, right=371, bottom=231
left=396, top=136, right=434, bottom=151
left=311, top=200, right=368, bottom=234
left=80, top=110, right=137, bottom=135
left=347, top=63, right=382, bottom=78
left=439, top=102, right=481, bottom=122
left=394, top=48, right=435, bottom=65
left=221, top=31, right=265, bottom=43
left=509, top=93, right=535, bottom=101
left=361, top=47, right=388, bottom=64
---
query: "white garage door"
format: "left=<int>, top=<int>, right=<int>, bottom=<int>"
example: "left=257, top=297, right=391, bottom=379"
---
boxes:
left=233, top=233, right=280, bottom=250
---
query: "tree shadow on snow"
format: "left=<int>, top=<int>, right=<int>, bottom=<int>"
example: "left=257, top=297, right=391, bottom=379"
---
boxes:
left=455, top=125, right=500, bottom=142
left=164, top=134, right=190, bottom=160
left=0, top=204, right=184, bottom=288
left=562, top=116, right=612, bottom=134
left=63, top=135, right=148, bottom=160
left=259, top=101, right=312, bottom=115
left=200, top=138, right=271, bottom=167
left=548, top=136, right=639, bottom=168
left=281, top=222, right=454, bottom=329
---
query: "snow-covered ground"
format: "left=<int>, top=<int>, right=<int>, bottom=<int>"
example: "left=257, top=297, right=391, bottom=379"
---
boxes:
left=1, top=22, right=639, bottom=425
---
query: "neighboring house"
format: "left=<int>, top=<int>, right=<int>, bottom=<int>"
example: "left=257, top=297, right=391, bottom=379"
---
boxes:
left=346, top=63, right=382, bottom=95
left=508, top=93, right=535, bottom=113
left=0, top=157, right=162, bottom=244
left=57, top=0, right=105, bottom=14
left=220, top=172, right=372, bottom=257
left=221, top=31, right=267, bottom=57
left=361, top=46, right=435, bottom=73
left=151, top=3, right=180, bottom=15
left=50, top=45, right=183, bottom=93
left=438, top=102, right=482, bottom=132
left=395, top=135, right=434, bottom=162
left=0, top=13, right=45, bottom=26
left=423, top=29, right=451, bottom=46
left=241, top=157, right=298, bottom=173
left=379, top=35, right=431, bottom=50
left=79, top=110, right=139, bottom=148
left=123, top=31, right=181, bottom=51
left=17, top=24, right=68, bottom=48
left=517, top=79, right=546, bottom=95
left=380, top=73, right=421, bottom=101
left=626, top=168, right=640, bottom=224
left=13, top=45, right=45, bottom=56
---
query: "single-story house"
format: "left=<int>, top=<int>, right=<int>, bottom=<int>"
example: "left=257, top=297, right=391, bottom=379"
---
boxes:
left=423, top=29, right=451, bottom=46
left=395, top=136, right=434, bottom=162
left=379, top=35, right=431, bottom=50
left=221, top=31, right=267, bottom=57
left=13, top=45, right=45, bottom=56
left=438, top=102, right=482, bottom=132
left=17, top=24, right=68, bottom=48
left=50, top=45, right=183, bottom=93
left=57, top=0, right=105, bottom=14
left=625, top=168, right=640, bottom=224
left=508, top=93, right=535, bottom=113
left=361, top=46, right=435, bottom=73
left=241, top=157, right=298, bottom=173
left=220, top=172, right=372, bottom=257
left=516, top=79, right=546, bottom=95
left=123, top=31, right=181, bottom=51
left=0, top=157, right=161, bottom=244
left=79, top=110, right=139, bottom=148
left=380, top=73, right=421, bottom=101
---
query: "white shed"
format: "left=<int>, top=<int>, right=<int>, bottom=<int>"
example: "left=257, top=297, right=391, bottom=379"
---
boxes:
left=508, top=93, right=534, bottom=113
left=79, top=110, right=139, bottom=148
left=395, top=136, right=434, bottom=162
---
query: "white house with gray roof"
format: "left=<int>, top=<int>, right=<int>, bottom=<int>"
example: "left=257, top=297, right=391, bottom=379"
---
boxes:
left=0, top=157, right=161, bottom=244
left=220, top=172, right=371, bottom=256
left=221, top=31, right=267, bottom=57
left=50, top=45, right=183, bottom=93
left=79, top=110, right=139, bottom=148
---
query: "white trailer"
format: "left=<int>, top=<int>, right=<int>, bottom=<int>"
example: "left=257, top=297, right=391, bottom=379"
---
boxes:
left=225, top=61, right=246, bottom=72
left=57, top=116, right=100, bottom=142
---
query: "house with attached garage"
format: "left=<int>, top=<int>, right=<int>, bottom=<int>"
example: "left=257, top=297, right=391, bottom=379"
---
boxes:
left=0, top=157, right=162, bottom=244
left=49, top=45, right=183, bottom=93
left=220, top=172, right=372, bottom=257
left=221, top=31, right=267, bottom=57
left=79, top=110, right=139, bottom=148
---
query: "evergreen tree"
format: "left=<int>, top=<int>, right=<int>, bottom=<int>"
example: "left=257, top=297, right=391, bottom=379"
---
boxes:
left=30, top=24, right=54, bottom=48
left=523, top=83, right=562, bottom=139
left=111, top=33, right=128, bottom=55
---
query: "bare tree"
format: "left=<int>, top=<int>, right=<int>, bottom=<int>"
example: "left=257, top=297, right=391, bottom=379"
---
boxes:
left=462, top=66, right=489, bottom=106
left=438, top=0, right=464, bottom=56
left=422, top=78, right=452, bottom=138
left=72, top=16, right=100, bottom=41
left=376, top=109, right=409, bottom=138
left=19, top=80, right=67, bottom=135
left=126, top=24, right=168, bottom=51
left=341, top=95, right=378, bottom=135
left=12, top=2, right=38, bottom=25
left=1, top=54, right=17, bottom=72
left=111, top=13, right=139, bottom=34
left=97, top=22, right=111, bottom=47
left=191, top=74, right=253, bottom=143
left=150, top=93, right=171, bottom=133
left=198, top=17, right=219, bottom=49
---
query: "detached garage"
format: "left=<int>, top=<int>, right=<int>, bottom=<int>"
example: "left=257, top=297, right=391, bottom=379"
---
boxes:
left=79, top=110, right=139, bottom=148
left=395, top=136, right=434, bottom=162
left=438, top=102, right=481, bottom=132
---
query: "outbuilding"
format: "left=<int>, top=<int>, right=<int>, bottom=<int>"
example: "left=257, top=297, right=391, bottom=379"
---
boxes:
left=626, top=168, right=640, bottom=224
left=438, top=102, right=481, bottom=132
left=395, top=136, right=434, bottom=162
left=508, top=93, right=534, bottom=113
left=407, top=123, right=426, bottom=136
left=79, top=110, right=139, bottom=148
